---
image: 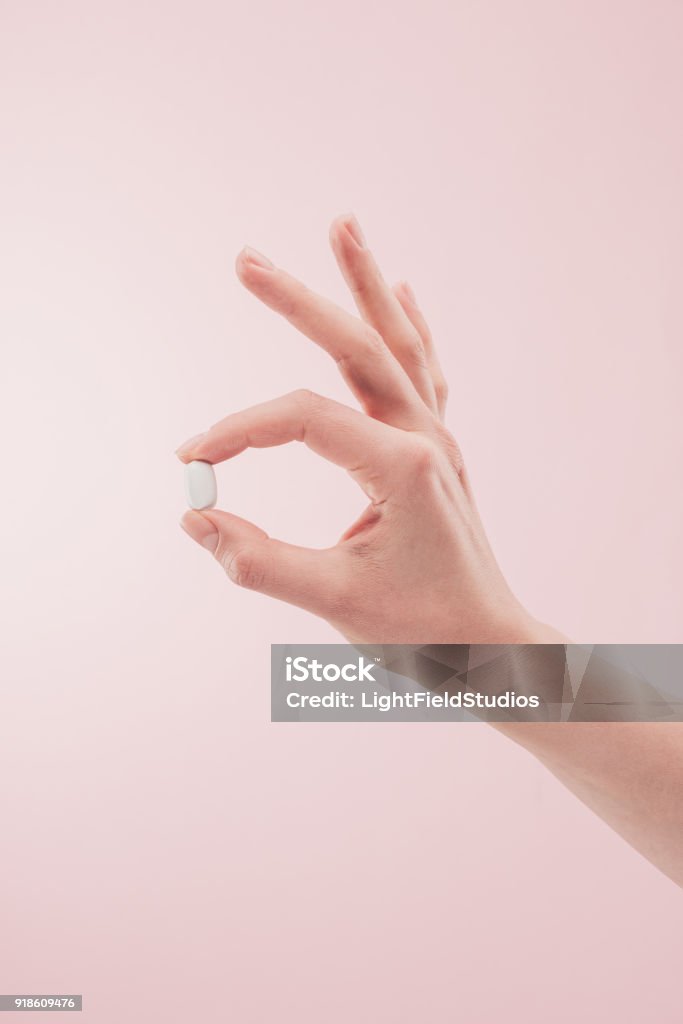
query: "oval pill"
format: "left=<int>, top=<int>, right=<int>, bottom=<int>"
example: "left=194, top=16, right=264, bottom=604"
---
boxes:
left=184, top=460, right=217, bottom=510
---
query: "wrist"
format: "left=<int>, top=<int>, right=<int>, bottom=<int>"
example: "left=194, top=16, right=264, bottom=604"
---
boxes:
left=490, top=607, right=569, bottom=645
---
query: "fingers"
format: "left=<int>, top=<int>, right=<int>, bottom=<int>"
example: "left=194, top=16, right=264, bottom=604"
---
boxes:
left=393, top=281, right=449, bottom=419
left=329, top=215, right=439, bottom=414
left=176, top=389, right=403, bottom=500
left=235, top=247, right=428, bottom=429
left=181, top=508, right=347, bottom=618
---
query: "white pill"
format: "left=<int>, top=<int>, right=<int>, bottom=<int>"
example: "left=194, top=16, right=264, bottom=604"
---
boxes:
left=184, top=460, right=217, bottom=510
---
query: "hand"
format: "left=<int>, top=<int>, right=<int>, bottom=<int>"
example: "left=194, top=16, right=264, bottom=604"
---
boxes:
left=177, top=215, right=560, bottom=644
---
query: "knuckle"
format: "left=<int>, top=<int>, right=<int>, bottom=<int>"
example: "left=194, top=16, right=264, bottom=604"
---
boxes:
left=290, top=388, right=326, bottom=443
left=224, top=547, right=265, bottom=590
left=278, top=295, right=297, bottom=319
left=361, top=325, right=386, bottom=355
left=405, top=435, right=438, bottom=477
left=435, top=376, right=449, bottom=405
left=350, top=274, right=374, bottom=302
left=273, top=279, right=306, bottom=319
left=291, top=387, right=313, bottom=404
left=420, top=323, right=434, bottom=346
left=291, top=388, right=322, bottom=415
left=403, top=334, right=429, bottom=370
left=433, top=422, right=464, bottom=472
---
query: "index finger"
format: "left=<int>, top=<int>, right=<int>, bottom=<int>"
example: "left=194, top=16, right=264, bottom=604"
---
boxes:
left=177, top=389, right=404, bottom=500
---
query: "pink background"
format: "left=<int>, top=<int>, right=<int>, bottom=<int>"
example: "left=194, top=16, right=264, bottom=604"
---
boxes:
left=1, top=1, right=682, bottom=1021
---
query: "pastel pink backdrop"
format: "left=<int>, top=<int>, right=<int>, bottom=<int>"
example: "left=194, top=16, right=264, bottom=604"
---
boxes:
left=1, top=2, right=681, bottom=1021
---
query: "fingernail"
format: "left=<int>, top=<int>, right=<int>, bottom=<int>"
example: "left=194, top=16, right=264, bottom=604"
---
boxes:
left=180, top=512, right=219, bottom=553
left=343, top=214, right=366, bottom=249
left=176, top=432, right=207, bottom=458
left=402, top=280, right=418, bottom=305
left=241, top=246, right=274, bottom=270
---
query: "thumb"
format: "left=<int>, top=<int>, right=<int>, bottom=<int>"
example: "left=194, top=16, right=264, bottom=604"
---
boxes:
left=180, top=509, right=345, bottom=618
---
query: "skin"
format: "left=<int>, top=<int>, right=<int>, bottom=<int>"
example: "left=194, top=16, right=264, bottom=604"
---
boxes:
left=177, top=214, right=683, bottom=887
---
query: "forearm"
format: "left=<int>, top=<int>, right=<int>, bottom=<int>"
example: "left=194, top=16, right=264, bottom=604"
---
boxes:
left=497, top=721, right=683, bottom=887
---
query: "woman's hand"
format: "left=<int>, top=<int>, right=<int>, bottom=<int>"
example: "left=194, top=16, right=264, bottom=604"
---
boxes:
left=176, top=215, right=683, bottom=886
left=177, top=215, right=558, bottom=644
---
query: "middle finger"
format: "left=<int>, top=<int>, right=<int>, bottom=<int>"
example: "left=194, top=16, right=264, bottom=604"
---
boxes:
left=236, top=246, right=429, bottom=430
left=329, top=214, right=439, bottom=413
